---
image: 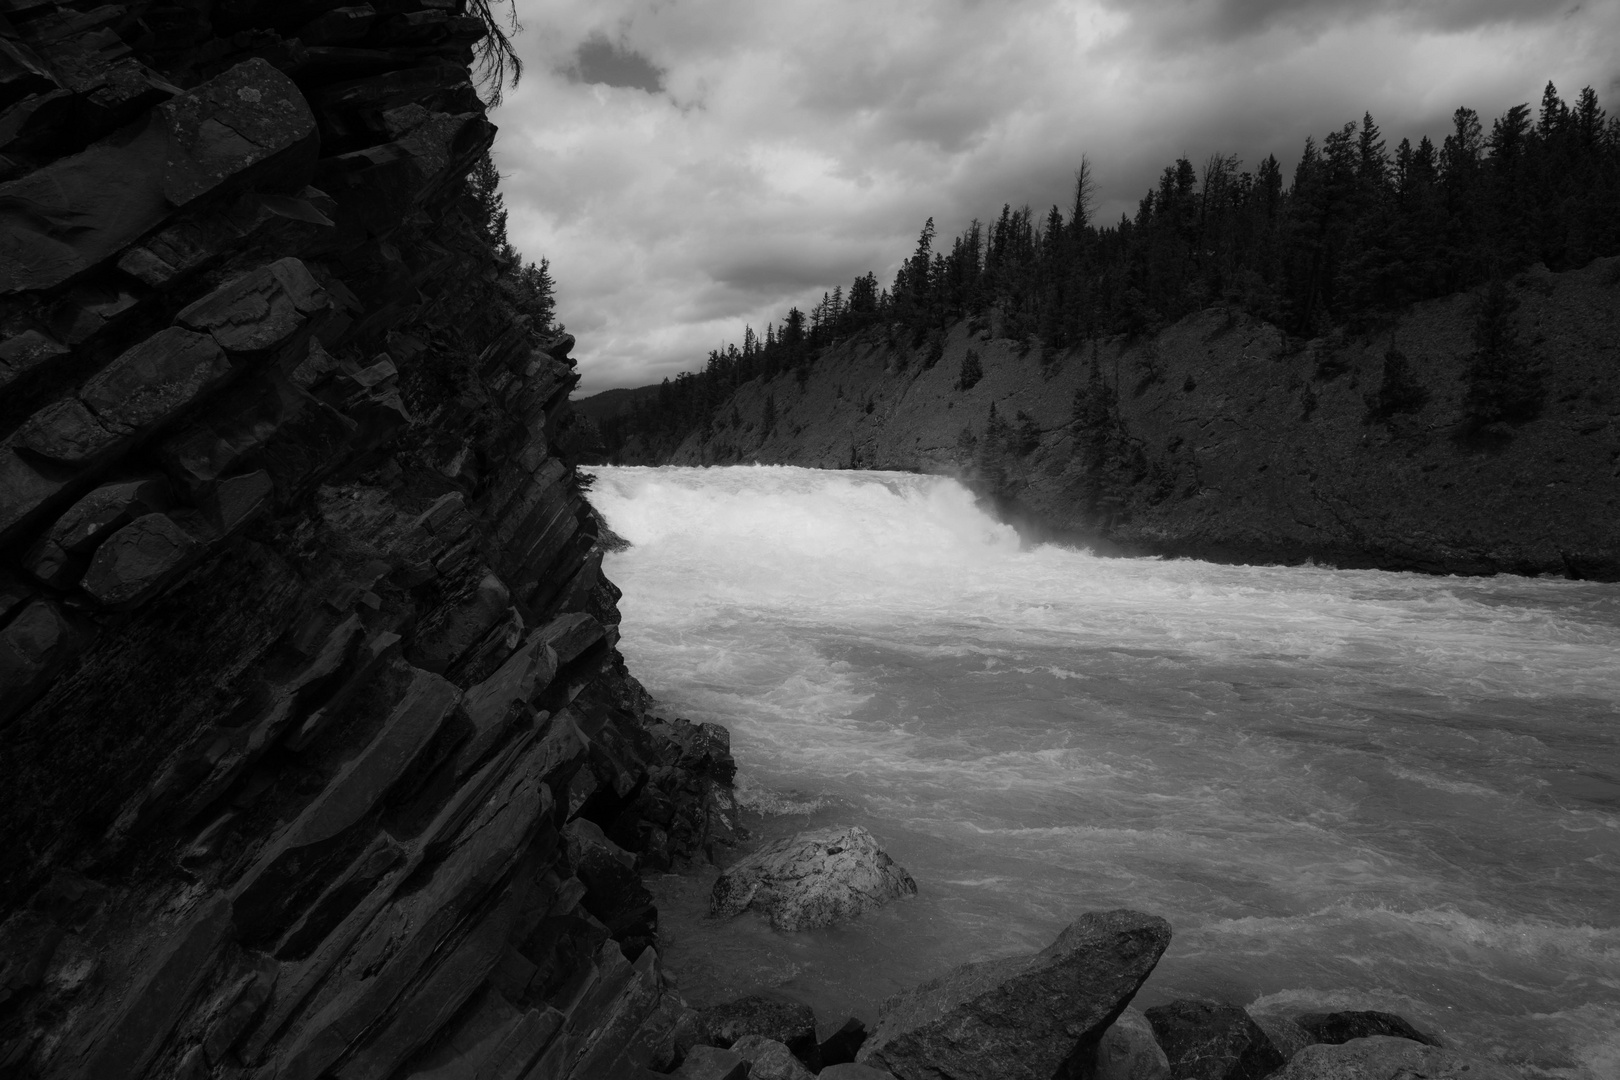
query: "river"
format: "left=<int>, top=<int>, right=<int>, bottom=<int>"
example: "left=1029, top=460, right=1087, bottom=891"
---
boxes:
left=584, top=464, right=1620, bottom=1078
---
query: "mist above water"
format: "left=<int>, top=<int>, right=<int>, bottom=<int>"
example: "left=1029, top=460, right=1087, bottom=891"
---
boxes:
left=586, top=465, right=1620, bottom=1078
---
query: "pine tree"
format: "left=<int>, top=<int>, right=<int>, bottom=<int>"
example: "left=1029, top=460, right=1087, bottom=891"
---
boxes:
left=1463, top=278, right=1542, bottom=429
left=956, top=348, right=983, bottom=391
left=1365, top=341, right=1428, bottom=421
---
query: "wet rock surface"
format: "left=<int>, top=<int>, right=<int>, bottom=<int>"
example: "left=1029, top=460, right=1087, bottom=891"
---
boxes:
left=672, top=1045, right=750, bottom=1080
left=697, top=994, right=818, bottom=1059
left=730, top=1034, right=817, bottom=1080
left=1092, top=1006, right=1172, bottom=1080
left=815, top=1016, right=870, bottom=1069
left=1143, top=999, right=1288, bottom=1080
left=857, top=908, right=1172, bottom=1080
left=1292, top=1010, right=1439, bottom=1047
left=1271, top=1036, right=1519, bottom=1080
left=710, top=824, right=918, bottom=931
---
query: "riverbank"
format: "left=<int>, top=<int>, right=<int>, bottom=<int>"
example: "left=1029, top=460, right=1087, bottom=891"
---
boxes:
left=634, top=260, right=1620, bottom=579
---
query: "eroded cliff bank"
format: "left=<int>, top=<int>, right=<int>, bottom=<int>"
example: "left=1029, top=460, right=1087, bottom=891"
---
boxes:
left=659, top=260, right=1620, bottom=578
left=0, top=4, right=740, bottom=1078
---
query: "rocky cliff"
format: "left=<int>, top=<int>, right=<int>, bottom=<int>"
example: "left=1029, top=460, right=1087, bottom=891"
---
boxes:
left=664, top=259, right=1620, bottom=578
left=0, top=4, right=738, bottom=1078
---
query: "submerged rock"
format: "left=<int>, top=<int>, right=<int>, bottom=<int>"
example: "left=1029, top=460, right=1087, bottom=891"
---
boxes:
left=697, top=994, right=817, bottom=1060
left=820, top=1065, right=898, bottom=1080
left=731, top=1034, right=816, bottom=1080
left=672, top=1044, right=749, bottom=1080
left=815, top=1016, right=870, bottom=1068
left=857, top=908, right=1172, bottom=1080
left=1143, top=999, right=1286, bottom=1080
left=1271, top=1036, right=1518, bottom=1080
left=1293, top=1010, right=1439, bottom=1047
left=1092, top=1006, right=1171, bottom=1080
left=1246, top=1010, right=1312, bottom=1060
left=709, top=825, right=916, bottom=931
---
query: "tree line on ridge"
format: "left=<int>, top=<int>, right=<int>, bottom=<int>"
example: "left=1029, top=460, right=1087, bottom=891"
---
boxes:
left=596, top=84, right=1620, bottom=458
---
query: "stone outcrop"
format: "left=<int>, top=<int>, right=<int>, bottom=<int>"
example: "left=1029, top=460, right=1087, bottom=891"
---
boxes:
left=1143, top=999, right=1287, bottom=1080
left=672, top=1045, right=750, bottom=1080
left=1091, top=1006, right=1172, bottom=1080
left=697, top=994, right=818, bottom=1060
left=857, top=909, right=1172, bottom=1080
left=820, top=1066, right=898, bottom=1080
left=730, top=1034, right=817, bottom=1080
left=654, top=266, right=1620, bottom=579
left=815, top=1016, right=870, bottom=1069
left=1292, top=1010, right=1439, bottom=1047
left=710, top=824, right=918, bottom=931
left=1270, top=1036, right=1519, bottom=1080
left=0, top=4, right=734, bottom=1079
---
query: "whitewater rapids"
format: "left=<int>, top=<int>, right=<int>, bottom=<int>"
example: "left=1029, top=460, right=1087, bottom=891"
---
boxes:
left=585, top=465, right=1620, bottom=1078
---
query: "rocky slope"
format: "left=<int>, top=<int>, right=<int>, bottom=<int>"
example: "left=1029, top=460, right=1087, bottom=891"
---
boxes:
left=661, top=259, right=1620, bottom=578
left=0, top=3, right=741, bottom=1078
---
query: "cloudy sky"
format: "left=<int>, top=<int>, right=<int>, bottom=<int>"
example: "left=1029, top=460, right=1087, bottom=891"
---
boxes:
left=488, top=0, right=1620, bottom=395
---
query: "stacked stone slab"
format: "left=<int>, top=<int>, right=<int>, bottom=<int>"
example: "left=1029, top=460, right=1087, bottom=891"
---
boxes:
left=0, top=4, right=737, bottom=1078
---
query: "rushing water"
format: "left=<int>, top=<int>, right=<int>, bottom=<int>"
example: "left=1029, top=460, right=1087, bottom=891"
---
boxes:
left=585, top=465, right=1620, bottom=1078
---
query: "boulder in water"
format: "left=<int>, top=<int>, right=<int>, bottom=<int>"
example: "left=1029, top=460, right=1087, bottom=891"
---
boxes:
left=1143, top=999, right=1286, bottom=1080
left=709, top=825, right=916, bottom=931
left=731, top=1034, right=817, bottom=1080
left=697, top=994, right=817, bottom=1060
left=1271, top=1036, right=1518, bottom=1080
left=1092, top=1006, right=1171, bottom=1080
left=671, top=1044, right=749, bottom=1080
left=815, top=1016, right=870, bottom=1068
left=1293, top=1010, right=1439, bottom=1047
left=1246, top=1010, right=1312, bottom=1060
left=820, top=1066, right=898, bottom=1080
left=857, top=909, right=1172, bottom=1080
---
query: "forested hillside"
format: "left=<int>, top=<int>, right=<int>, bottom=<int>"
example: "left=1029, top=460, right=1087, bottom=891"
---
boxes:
left=595, top=85, right=1620, bottom=461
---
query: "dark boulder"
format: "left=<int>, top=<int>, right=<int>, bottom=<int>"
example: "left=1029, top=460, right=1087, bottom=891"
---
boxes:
left=698, top=994, right=816, bottom=1060
left=731, top=1034, right=816, bottom=1080
left=671, top=1045, right=749, bottom=1080
left=821, top=1064, right=898, bottom=1079
left=563, top=818, right=657, bottom=958
left=1272, top=1036, right=1517, bottom=1080
left=8, top=399, right=121, bottom=464
left=1293, top=1010, right=1439, bottom=1047
left=814, top=1015, right=869, bottom=1068
left=22, top=476, right=170, bottom=587
left=78, top=512, right=204, bottom=609
left=1143, top=999, right=1286, bottom=1080
left=0, top=599, right=79, bottom=727
left=175, top=257, right=330, bottom=359
left=78, top=326, right=230, bottom=435
left=1091, top=1006, right=1171, bottom=1080
left=858, top=909, right=1172, bottom=1080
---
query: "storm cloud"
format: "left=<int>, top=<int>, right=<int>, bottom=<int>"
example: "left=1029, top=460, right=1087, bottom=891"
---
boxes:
left=490, top=0, right=1620, bottom=393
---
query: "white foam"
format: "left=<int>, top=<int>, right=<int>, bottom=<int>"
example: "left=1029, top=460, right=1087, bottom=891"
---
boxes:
left=587, top=465, right=1620, bottom=1079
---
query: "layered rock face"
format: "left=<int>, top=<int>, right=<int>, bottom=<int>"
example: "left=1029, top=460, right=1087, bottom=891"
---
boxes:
left=660, top=262, right=1620, bottom=578
left=0, top=4, right=734, bottom=1078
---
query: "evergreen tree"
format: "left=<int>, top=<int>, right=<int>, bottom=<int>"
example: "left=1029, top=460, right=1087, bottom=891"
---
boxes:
left=957, top=348, right=984, bottom=391
left=1365, top=341, right=1429, bottom=421
left=1463, top=278, right=1542, bottom=429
